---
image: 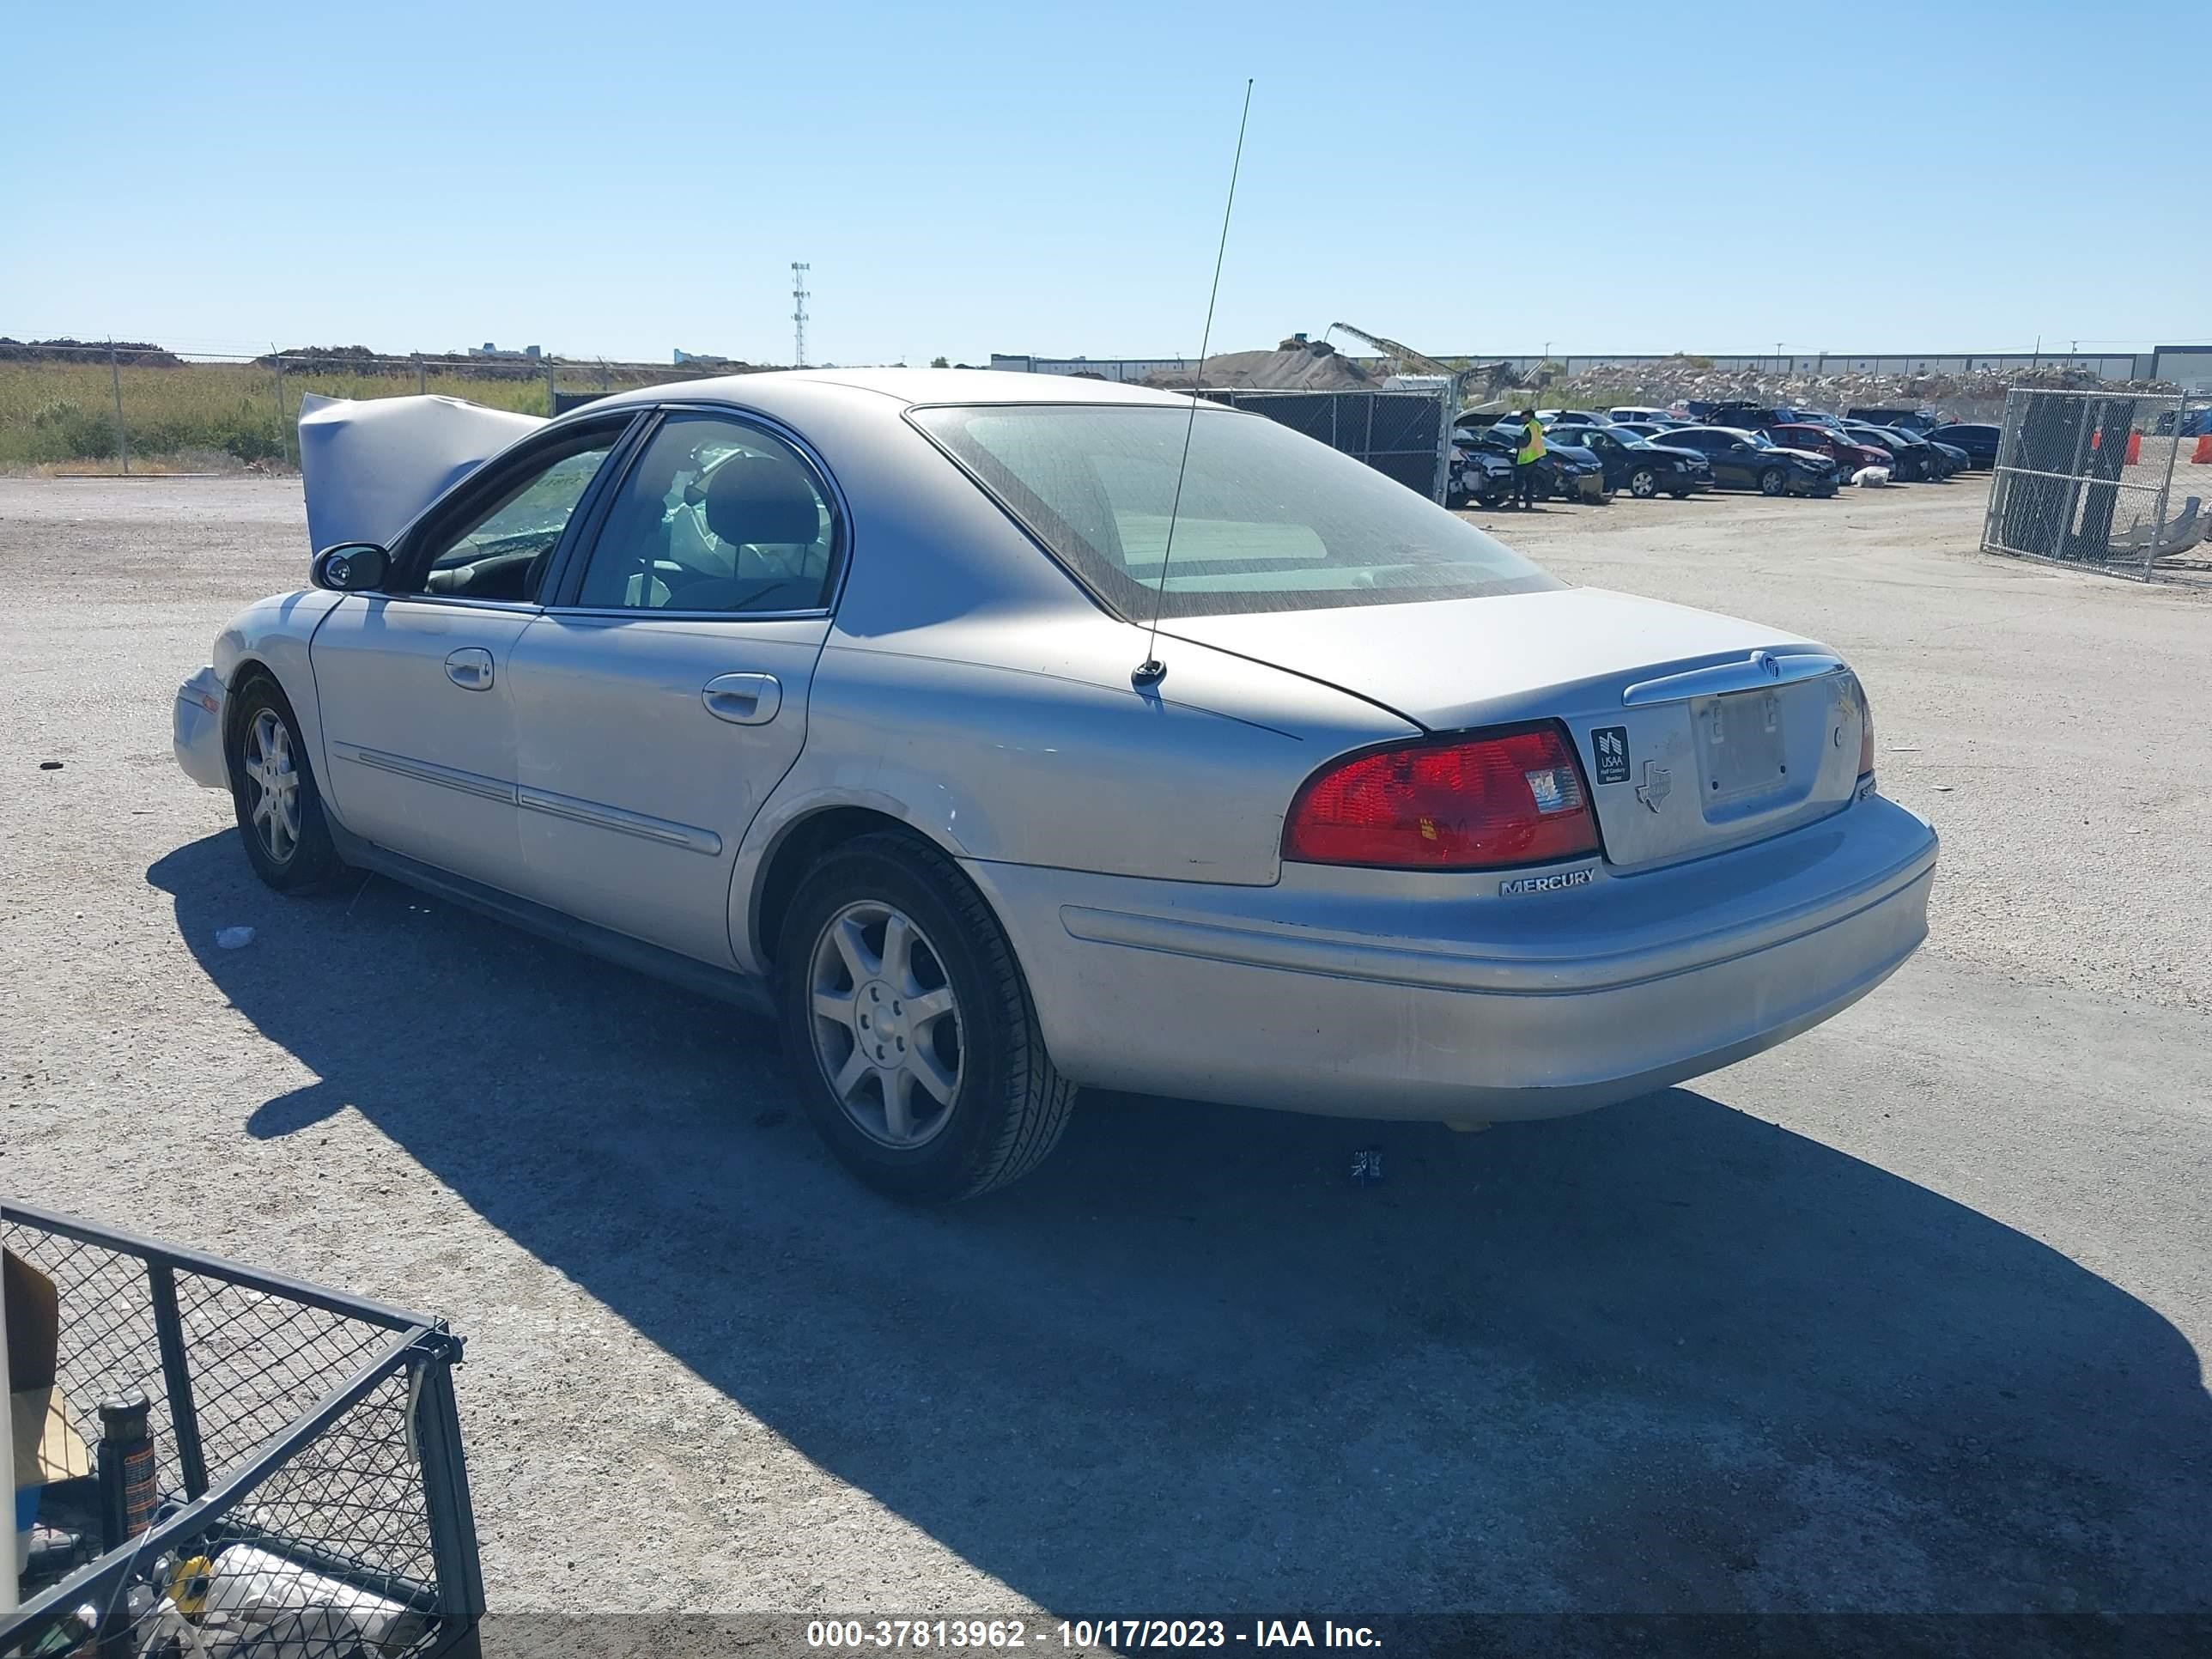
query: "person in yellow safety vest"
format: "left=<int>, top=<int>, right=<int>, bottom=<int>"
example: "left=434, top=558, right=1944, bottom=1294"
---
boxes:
left=1513, top=411, right=1547, bottom=508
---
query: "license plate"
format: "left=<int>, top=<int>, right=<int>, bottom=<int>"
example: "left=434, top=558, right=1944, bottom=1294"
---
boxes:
left=1697, top=688, right=1790, bottom=803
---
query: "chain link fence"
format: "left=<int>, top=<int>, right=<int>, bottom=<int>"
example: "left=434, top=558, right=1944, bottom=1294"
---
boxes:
left=1982, top=387, right=2212, bottom=580
left=0, top=340, right=766, bottom=475
left=1197, top=388, right=1452, bottom=501
left=3, top=1203, right=481, bottom=1659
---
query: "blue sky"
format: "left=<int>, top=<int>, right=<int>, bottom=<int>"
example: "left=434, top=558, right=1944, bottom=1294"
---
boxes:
left=3, top=0, right=2203, bottom=367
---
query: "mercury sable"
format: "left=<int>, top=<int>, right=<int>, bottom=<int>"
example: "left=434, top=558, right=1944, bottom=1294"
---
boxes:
left=174, top=370, right=1937, bottom=1201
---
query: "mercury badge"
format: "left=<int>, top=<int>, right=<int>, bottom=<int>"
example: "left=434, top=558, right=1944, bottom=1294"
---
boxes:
left=1500, top=867, right=1595, bottom=896
left=1637, top=760, right=1673, bottom=813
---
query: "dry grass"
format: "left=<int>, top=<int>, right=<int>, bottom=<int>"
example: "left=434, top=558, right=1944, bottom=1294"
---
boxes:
left=0, top=361, right=607, bottom=471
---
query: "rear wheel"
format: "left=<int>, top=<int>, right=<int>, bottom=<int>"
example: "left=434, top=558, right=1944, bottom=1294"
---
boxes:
left=778, top=832, right=1074, bottom=1202
left=1758, top=466, right=1789, bottom=497
left=1626, top=466, right=1660, bottom=499
left=226, top=674, right=344, bottom=893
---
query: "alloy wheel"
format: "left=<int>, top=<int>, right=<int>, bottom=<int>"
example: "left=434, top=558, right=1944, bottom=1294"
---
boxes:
left=241, top=709, right=301, bottom=865
left=806, top=900, right=964, bottom=1149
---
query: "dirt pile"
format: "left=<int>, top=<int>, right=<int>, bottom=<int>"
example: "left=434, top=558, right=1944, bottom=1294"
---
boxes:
left=0, top=337, right=182, bottom=368
left=1145, top=339, right=1377, bottom=392
left=1536, top=357, right=2178, bottom=423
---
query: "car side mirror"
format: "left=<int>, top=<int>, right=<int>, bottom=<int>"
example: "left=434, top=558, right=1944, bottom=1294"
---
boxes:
left=311, top=542, right=390, bottom=592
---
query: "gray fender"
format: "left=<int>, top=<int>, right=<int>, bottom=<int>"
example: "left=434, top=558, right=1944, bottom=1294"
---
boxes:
left=213, top=589, right=345, bottom=806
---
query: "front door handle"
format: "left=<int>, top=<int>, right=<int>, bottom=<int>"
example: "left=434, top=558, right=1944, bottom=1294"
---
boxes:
left=702, top=672, right=782, bottom=726
left=445, top=647, right=495, bottom=690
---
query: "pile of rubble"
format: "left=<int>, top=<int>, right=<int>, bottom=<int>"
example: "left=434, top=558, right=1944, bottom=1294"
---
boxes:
left=1534, top=357, right=2179, bottom=422
left=1144, top=337, right=1377, bottom=392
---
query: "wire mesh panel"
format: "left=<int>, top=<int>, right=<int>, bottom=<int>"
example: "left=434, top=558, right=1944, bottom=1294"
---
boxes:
left=1198, top=389, right=1452, bottom=501
left=1983, top=387, right=2209, bottom=580
left=3, top=1205, right=480, bottom=1659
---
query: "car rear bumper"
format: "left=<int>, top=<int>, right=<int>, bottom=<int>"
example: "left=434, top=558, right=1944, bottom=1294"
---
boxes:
left=174, top=665, right=228, bottom=789
left=967, top=794, right=1937, bottom=1122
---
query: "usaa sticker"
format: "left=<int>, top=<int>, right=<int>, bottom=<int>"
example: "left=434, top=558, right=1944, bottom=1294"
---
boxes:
left=1591, top=726, right=1631, bottom=785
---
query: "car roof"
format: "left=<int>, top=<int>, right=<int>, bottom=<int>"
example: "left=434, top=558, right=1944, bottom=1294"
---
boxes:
left=585, top=366, right=1194, bottom=415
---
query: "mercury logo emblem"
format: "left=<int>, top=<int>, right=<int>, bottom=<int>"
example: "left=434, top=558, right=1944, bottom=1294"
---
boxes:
left=1637, top=761, right=1673, bottom=812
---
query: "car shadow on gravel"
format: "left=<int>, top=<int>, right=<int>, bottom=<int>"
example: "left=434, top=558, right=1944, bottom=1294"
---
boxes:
left=150, top=834, right=2212, bottom=1617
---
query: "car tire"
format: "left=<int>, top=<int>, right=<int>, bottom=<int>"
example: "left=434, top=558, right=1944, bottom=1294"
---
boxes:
left=1667, top=488, right=1692, bottom=500
left=1626, top=466, right=1659, bottom=499
left=777, top=830, right=1075, bottom=1203
left=225, top=672, right=346, bottom=894
left=1758, top=467, right=1789, bottom=496
left=1474, top=487, right=1511, bottom=508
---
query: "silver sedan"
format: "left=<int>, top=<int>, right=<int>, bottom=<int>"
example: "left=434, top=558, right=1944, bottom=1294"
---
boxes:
left=175, top=370, right=1937, bottom=1201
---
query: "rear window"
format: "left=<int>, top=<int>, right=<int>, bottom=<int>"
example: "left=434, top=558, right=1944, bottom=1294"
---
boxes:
left=911, top=404, right=1561, bottom=618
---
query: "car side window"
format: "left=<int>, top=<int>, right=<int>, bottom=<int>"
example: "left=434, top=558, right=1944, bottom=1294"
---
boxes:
left=406, top=428, right=623, bottom=603
left=569, top=413, right=836, bottom=616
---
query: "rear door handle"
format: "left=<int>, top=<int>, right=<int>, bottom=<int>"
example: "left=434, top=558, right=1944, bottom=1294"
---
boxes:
left=702, top=672, right=782, bottom=726
left=445, top=647, right=495, bottom=690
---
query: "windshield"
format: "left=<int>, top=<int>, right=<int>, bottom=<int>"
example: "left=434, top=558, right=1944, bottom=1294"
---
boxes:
left=913, top=404, right=1561, bottom=618
left=1745, top=430, right=1778, bottom=448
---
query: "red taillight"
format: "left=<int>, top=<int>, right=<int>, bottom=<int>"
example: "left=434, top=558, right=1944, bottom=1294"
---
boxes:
left=1284, top=722, right=1601, bottom=871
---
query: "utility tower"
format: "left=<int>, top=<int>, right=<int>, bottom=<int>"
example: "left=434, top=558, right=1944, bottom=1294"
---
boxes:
left=791, top=262, right=811, bottom=368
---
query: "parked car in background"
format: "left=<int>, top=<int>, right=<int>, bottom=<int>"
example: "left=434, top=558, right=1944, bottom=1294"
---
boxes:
left=2152, top=409, right=2212, bottom=438
left=1533, top=408, right=1611, bottom=428
left=1448, top=441, right=1516, bottom=508
left=1656, top=427, right=1839, bottom=496
left=1923, top=423, right=2000, bottom=467
left=1923, top=435, right=1971, bottom=477
left=1846, top=406, right=1939, bottom=433
left=1465, top=418, right=1614, bottom=503
left=1537, top=434, right=1613, bottom=501
left=1456, top=422, right=1601, bottom=504
left=1607, top=405, right=1671, bottom=424
left=1608, top=421, right=1689, bottom=441
left=1844, top=424, right=1948, bottom=481
left=1700, top=404, right=1830, bottom=434
left=1769, top=423, right=1893, bottom=478
left=1547, top=424, right=1711, bottom=498
left=180, top=368, right=1935, bottom=1200
left=1902, top=428, right=1961, bottom=478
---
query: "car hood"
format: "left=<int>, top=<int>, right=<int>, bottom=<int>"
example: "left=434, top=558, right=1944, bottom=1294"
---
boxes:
left=297, top=393, right=546, bottom=550
left=1162, top=585, right=1817, bottom=732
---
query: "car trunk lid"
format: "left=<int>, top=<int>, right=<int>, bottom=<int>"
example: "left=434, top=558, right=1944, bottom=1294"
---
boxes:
left=1163, top=586, right=1868, bottom=872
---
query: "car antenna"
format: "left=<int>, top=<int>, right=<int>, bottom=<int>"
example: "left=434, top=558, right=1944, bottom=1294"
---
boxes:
left=1133, top=77, right=1253, bottom=690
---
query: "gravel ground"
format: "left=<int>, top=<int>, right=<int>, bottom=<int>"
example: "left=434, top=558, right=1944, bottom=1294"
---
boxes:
left=1, top=475, right=2207, bottom=1634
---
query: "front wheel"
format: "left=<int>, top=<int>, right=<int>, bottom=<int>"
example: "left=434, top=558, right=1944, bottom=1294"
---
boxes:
left=1626, top=466, right=1660, bottom=499
left=1474, top=485, right=1511, bottom=508
left=226, top=674, right=345, bottom=893
left=1758, top=467, right=1789, bottom=496
left=778, top=832, right=1075, bottom=1202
